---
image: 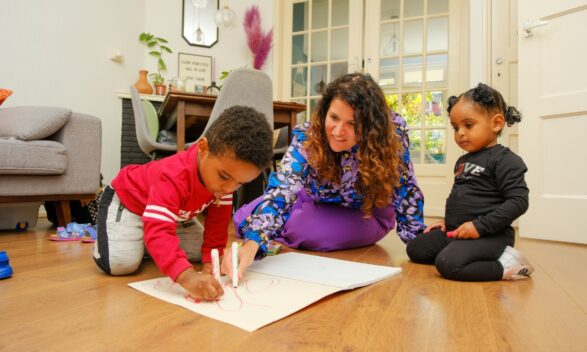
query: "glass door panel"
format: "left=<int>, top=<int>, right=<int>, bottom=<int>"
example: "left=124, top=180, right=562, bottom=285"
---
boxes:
left=371, top=0, right=450, bottom=166
left=380, top=22, right=400, bottom=57
left=331, top=28, right=348, bottom=60
left=427, top=17, right=448, bottom=52
left=291, top=34, right=308, bottom=64
left=331, top=0, right=349, bottom=26
left=311, top=65, right=327, bottom=95
left=428, top=0, right=449, bottom=15
left=424, top=91, right=446, bottom=127
left=404, top=0, right=424, bottom=17
left=292, top=2, right=309, bottom=32
left=312, top=0, right=328, bottom=29
left=403, top=20, right=424, bottom=55
left=311, top=31, right=328, bottom=62
left=286, top=0, right=356, bottom=121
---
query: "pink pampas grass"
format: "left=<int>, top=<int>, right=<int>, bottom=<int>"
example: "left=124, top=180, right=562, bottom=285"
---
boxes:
left=243, top=5, right=273, bottom=70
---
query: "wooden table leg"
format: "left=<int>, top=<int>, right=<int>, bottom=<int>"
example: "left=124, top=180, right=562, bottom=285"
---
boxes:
left=177, top=101, right=186, bottom=151
left=289, top=111, right=296, bottom=143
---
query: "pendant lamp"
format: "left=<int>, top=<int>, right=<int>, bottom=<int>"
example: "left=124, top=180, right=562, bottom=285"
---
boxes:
left=215, top=0, right=237, bottom=28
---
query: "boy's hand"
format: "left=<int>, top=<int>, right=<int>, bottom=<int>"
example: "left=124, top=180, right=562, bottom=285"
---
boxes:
left=449, top=221, right=480, bottom=239
left=176, top=267, right=224, bottom=300
left=221, top=240, right=259, bottom=281
left=201, top=262, right=213, bottom=275
left=424, top=219, right=446, bottom=233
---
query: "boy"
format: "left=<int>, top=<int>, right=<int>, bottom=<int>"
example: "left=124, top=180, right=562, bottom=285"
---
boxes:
left=93, top=105, right=274, bottom=300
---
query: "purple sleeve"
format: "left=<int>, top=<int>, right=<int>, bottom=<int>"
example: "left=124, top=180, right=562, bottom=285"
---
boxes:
left=392, top=113, right=427, bottom=243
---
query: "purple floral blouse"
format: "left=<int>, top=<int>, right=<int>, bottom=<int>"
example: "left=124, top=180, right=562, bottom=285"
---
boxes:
left=237, top=112, right=426, bottom=257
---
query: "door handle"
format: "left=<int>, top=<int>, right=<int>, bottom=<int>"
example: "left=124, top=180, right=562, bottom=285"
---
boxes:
left=522, top=20, right=549, bottom=38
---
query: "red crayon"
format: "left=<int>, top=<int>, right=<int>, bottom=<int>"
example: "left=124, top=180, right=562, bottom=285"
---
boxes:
left=447, top=231, right=456, bottom=238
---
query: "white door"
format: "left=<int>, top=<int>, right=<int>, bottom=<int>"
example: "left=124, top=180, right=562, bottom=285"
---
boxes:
left=363, top=0, right=468, bottom=217
left=492, top=0, right=519, bottom=153
left=518, top=1, right=587, bottom=243
left=278, top=0, right=468, bottom=218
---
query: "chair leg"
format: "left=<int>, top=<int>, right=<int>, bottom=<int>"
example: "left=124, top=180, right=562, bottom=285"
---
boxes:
left=55, top=201, right=72, bottom=227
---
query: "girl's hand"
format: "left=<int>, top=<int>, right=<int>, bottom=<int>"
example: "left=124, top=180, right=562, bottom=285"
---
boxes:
left=450, top=221, right=480, bottom=239
left=221, top=241, right=259, bottom=281
left=423, top=219, right=446, bottom=233
left=176, top=267, right=224, bottom=300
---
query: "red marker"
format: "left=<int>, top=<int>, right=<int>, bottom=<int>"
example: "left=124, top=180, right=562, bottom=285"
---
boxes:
left=447, top=231, right=456, bottom=238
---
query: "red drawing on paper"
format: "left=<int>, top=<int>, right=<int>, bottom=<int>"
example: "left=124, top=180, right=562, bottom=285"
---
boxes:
left=151, top=277, right=280, bottom=311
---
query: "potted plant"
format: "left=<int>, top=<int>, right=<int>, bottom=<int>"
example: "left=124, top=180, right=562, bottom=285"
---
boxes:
left=139, top=32, right=172, bottom=95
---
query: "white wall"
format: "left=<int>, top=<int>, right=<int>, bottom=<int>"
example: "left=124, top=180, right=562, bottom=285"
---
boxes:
left=0, top=0, right=274, bottom=184
left=145, top=0, right=274, bottom=84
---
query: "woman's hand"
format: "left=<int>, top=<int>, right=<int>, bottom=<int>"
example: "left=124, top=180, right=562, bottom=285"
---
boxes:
left=176, top=267, right=224, bottom=300
left=423, top=219, right=446, bottom=233
left=221, top=240, right=259, bottom=281
left=449, top=221, right=480, bottom=239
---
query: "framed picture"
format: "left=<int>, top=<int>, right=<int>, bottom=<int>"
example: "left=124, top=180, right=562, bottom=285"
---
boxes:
left=178, top=53, right=213, bottom=93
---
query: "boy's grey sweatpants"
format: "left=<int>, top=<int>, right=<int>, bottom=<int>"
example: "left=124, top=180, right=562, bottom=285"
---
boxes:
left=93, top=186, right=204, bottom=276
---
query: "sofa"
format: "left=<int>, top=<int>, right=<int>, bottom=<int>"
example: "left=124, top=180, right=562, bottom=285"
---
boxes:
left=0, top=106, right=102, bottom=227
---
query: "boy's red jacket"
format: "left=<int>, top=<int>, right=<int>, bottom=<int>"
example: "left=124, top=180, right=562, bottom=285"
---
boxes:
left=111, top=143, right=232, bottom=281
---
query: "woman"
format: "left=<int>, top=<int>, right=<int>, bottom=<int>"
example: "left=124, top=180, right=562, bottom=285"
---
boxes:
left=224, top=73, right=426, bottom=277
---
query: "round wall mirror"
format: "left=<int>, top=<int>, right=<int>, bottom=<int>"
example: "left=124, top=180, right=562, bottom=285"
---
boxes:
left=182, top=0, right=219, bottom=48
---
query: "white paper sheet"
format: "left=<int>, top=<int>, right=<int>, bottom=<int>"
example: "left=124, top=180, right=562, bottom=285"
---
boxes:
left=129, top=272, right=340, bottom=332
left=128, top=253, right=401, bottom=332
left=248, top=252, right=403, bottom=289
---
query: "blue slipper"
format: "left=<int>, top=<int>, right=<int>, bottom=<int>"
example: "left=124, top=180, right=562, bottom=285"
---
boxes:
left=0, top=251, right=13, bottom=279
left=49, top=226, right=81, bottom=241
left=81, top=224, right=97, bottom=243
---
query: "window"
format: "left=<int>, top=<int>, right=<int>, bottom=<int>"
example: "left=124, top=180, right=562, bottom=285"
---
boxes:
left=378, top=0, right=449, bottom=164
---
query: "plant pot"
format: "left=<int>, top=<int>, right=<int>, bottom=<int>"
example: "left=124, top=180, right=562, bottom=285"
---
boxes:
left=154, top=84, right=167, bottom=96
left=134, top=69, right=153, bottom=94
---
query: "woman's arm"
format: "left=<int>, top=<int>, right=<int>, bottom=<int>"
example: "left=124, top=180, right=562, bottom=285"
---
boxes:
left=392, top=113, right=427, bottom=243
left=236, top=127, right=309, bottom=258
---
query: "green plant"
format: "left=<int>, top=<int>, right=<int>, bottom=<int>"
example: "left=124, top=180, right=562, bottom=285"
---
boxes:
left=216, top=70, right=231, bottom=90
left=139, top=32, right=172, bottom=86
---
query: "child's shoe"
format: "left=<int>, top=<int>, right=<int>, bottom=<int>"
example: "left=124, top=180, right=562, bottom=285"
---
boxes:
left=81, top=224, right=97, bottom=243
left=498, top=245, right=535, bottom=280
left=0, top=251, right=13, bottom=279
left=49, top=226, right=82, bottom=241
left=65, top=222, right=90, bottom=237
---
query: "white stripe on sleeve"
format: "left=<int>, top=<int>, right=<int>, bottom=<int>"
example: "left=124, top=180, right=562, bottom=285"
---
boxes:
left=145, top=205, right=181, bottom=221
left=143, top=212, right=175, bottom=223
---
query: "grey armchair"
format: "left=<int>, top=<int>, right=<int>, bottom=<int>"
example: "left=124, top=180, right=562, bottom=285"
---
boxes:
left=0, top=106, right=102, bottom=227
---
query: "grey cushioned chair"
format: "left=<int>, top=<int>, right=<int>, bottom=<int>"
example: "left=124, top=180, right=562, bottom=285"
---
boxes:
left=203, top=67, right=274, bottom=138
left=0, top=106, right=102, bottom=227
left=130, top=86, right=178, bottom=159
left=207, top=68, right=274, bottom=209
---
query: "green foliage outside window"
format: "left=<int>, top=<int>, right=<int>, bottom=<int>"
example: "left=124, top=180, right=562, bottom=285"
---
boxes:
left=385, top=91, right=446, bottom=164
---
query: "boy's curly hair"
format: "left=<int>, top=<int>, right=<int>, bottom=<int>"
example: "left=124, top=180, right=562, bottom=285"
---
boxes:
left=204, top=105, right=274, bottom=169
left=305, top=73, right=401, bottom=217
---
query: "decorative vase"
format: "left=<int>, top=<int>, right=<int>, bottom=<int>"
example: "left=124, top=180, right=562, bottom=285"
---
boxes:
left=134, top=69, right=153, bottom=94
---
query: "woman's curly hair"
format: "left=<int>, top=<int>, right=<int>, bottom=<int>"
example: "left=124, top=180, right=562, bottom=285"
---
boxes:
left=305, top=73, right=401, bottom=217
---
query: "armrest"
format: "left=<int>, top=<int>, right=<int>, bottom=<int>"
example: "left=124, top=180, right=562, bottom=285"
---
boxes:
left=48, top=112, right=102, bottom=194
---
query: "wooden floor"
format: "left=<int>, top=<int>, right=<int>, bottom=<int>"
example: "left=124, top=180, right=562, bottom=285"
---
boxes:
left=1, top=217, right=586, bottom=352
